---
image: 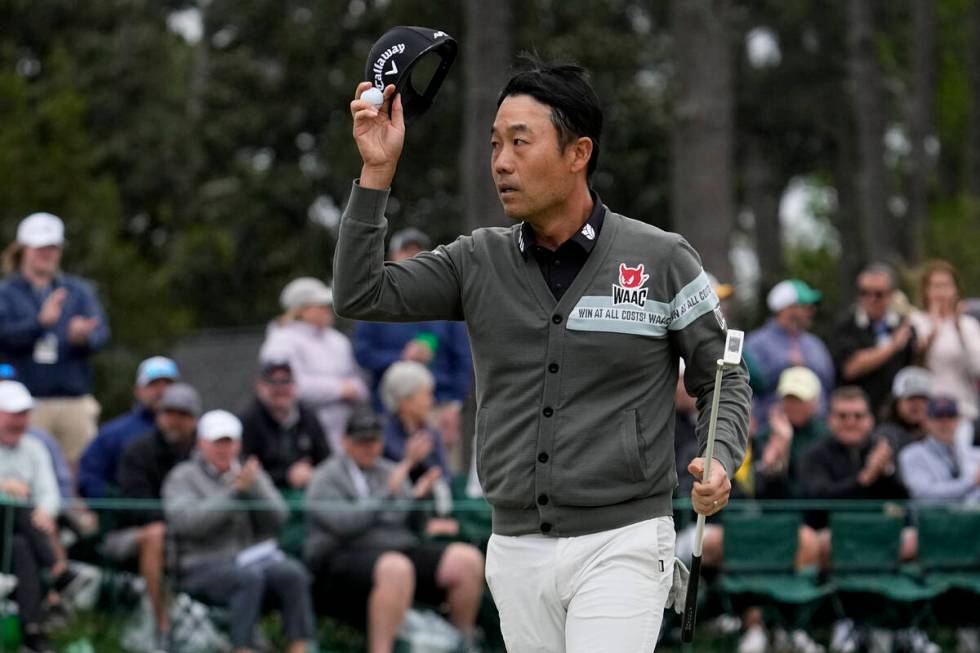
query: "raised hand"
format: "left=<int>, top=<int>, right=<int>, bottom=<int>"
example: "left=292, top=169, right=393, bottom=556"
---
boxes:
left=350, top=82, right=405, bottom=189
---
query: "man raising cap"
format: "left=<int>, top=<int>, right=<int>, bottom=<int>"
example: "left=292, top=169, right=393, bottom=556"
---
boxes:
left=336, top=55, right=750, bottom=651
left=79, top=356, right=180, bottom=498
left=0, top=212, right=110, bottom=465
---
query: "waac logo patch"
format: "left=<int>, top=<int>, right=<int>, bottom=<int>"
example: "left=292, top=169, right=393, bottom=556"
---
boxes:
left=613, top=263, right=650, bottom=308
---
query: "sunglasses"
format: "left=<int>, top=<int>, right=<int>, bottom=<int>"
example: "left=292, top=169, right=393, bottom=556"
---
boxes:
left=857, top=288, right=889, bottom=299
left=832, top=411, right=870, bottom=420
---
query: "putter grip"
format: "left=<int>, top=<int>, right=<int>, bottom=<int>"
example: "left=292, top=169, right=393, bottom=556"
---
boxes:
left=680, top=554, right=702, bottom=643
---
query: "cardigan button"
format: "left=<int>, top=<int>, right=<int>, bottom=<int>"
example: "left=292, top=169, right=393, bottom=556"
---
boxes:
left=542, top=407, right=554, bottom=417
left=552, top=314, right=563, bottom=324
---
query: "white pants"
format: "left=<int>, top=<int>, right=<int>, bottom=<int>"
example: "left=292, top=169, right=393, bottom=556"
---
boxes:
left=485, top=516, right=675, bottom=653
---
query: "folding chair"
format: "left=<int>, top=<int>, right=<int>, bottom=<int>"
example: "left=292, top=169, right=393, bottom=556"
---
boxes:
left=915, top=508, right=980, bottom=628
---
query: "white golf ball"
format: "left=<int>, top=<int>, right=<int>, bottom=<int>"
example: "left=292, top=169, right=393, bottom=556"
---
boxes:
left=362, top=87, right=384, bottom=109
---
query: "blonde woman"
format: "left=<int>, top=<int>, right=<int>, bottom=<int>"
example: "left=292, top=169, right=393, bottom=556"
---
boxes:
left=260, top=277, right=368, bottom=452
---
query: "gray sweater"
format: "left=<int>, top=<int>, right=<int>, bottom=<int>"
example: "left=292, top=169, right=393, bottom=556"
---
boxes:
left=304, top=454, right=418, bottom=566
left=162, top=454, right=287, bottom=570
left=334, top=183, right=751, bottom=537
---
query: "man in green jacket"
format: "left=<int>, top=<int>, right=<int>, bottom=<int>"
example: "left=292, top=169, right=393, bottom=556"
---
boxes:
left=335, top=57, right=751, bottom=652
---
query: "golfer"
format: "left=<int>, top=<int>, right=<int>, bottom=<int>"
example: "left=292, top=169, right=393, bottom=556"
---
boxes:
left=335, top=57, right=751, bottom=652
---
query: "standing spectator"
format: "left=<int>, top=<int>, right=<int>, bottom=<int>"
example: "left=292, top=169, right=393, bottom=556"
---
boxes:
left=106, top=382, right=201, bottom=642
left=899, top=396, right=980, bottom=502
left=163, top=410, right=314, bottom=653
left=0, top=212, right=109, bottom=464
left=746, top=279, right=834, bottom=428
left=78, top=356, right=179, bottom=498
left=260, top=277, right=368, bottom=453
left=380, top=361, right=450, bottom=480
left=305, top=409, right=484, bottom=653
left=754, top=367, right=830, bottom=500
left=831, top=264, right=917, bottom=415
left=239, top=355, right=330, bottom=491
left=873, top=366, right=932, bottom=453
left=0, top=380, right=75, bottom=653
left=910, top=260, right=980, bottom=419
left=353, top=228, right=473, bottom=466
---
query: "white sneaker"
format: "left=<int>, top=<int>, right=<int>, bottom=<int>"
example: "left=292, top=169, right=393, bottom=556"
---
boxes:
left=958, top=628, right=980, bottom=653
left=0, top=573, right=16, bottom=599
left=901, top=628, right=940, bottom=653
left=867, top=628, right=893, bottom=653
left=738, top=624, right=768, bottom=653
left=830, top=619, right=859, bottom=653
left=791, top=629, right=825, bottom=653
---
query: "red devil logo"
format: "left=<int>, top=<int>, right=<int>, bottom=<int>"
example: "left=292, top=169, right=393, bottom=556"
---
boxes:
left=619, top=263, right=649, bottom=289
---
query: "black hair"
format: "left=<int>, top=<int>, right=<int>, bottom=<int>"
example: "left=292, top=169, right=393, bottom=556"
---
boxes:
left=497, top=54, right=603, bottom=178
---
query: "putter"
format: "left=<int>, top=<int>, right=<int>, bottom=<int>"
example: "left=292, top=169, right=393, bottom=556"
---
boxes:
left=680, top=328, right=744, bottom=644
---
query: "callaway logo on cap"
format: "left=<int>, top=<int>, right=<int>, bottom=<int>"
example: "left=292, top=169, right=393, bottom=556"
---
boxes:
left=364, top=26, right=457, bottom=123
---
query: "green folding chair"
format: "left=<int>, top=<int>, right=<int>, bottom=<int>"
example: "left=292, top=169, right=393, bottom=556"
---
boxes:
left=915, top=508, right=980, bottom=627
left=718, top=511, right=831, bottom=628
left=829, top=511, right=937, bottom=627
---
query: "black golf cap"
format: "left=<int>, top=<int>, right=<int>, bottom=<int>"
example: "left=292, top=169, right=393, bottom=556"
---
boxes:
left=364, top=26, right=457, bottom=123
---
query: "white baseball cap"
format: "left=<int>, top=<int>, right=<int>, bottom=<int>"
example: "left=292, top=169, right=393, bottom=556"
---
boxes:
left=777, top=366, right=822, bottom=402
left=198, top=409, right=242, bottom=442
left=0, top=381, right=34, bottom=413
left=279, top=277, right=333, bottom=310
left=892, top=366, right=932, bottom=399
left=17, top=212, right=65, bottom=248
left=767, top=279, right=822, bottom=313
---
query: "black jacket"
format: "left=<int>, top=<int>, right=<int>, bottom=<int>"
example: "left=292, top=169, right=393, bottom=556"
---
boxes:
left=239, top=397, right=330, bottom=489
left=116, top=428, right=194, bottom=527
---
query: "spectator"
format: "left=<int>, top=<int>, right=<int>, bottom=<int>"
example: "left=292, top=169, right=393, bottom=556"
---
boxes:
left=106, top=382, right=201, bottom=641
left=380, top=361, right=450, bottom=480
left=240, top=355, right=330, bottom=491
left=260, top=277, right=368, bottom=453
left=0, top=380, right=74, bottom=653
left=874, top=366, right=932, bottom=453
left=78, top=356, right=179, bottom=498
left=799, top=387, right=910, bottom=566
left=0, top=212, right=109, bottom=464
left=899, top=396, right=980, bottom=502
left=745, top=279, right=834, bottom=428
left=305, top=408, right=484, bottom=653
left=910, top=260, right=980, bottom=419
left=831, top=263, right=917, bottom=415
left=353, top=228, right=473, bottom=466
left=754, top=367, right=830, bottom=500
left=163, top=410, right=314, bottom=653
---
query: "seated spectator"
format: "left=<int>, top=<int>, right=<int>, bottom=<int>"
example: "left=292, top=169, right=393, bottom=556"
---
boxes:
left=305, top=409, right=484, bottom=653
left=107, top=382, right=201, bottom=642
left=753, top=367, right=829, bottom=500
left=899, top=396, right=980, bottom=502
left=745, top=279, right=834, bottom=429
left=163, top=410, right=313, bottom=653
left=353, top=228, right=473, bottom=468
left=0, top=380, right=74, bottom=653
left=799, top=386, right=910, bottom=568
left=0, top=212, right=110, bottom=465
left=240, top=355, right=329, bottom=491
left=380, top=361, right=450, bottom=480
left=874, top=366, right=932, bottom=453
left=831, top=263, right=917, bottom=415
left=79, top=356, right=179, bottom=498
left=260, top=277, right=368, bottom=453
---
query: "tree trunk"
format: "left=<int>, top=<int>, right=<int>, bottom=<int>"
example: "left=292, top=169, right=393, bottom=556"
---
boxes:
left=848, top=0, right=896, bottom=265
left=460, top=0, right=511, bottom=234
left=906, top=0, right=936, bottom=263
left=670, top=0, right=736, bottom=281
left=744, top=139, right=784, bottom=303
left=967, top=0, right=980, bottom=199
left=832, top=104, right=865, bottom=307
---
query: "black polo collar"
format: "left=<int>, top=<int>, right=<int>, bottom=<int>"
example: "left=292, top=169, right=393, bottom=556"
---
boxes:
left=514, top=191, right=606, bottom=259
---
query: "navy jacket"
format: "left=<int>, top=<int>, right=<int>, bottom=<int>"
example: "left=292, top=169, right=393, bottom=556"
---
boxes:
left=353, top=320, right=473, bottom=410
left=79, top=404, right=156, bottom=498
left=0, top=272, right=109, bottom=397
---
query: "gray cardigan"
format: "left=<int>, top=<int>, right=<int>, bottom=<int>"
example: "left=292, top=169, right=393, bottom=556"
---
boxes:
left=334, top=183, right=751, bottom=537
left=304, top=454, right=418, bottom=567
left=162, top=454, right=287, bottom=570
